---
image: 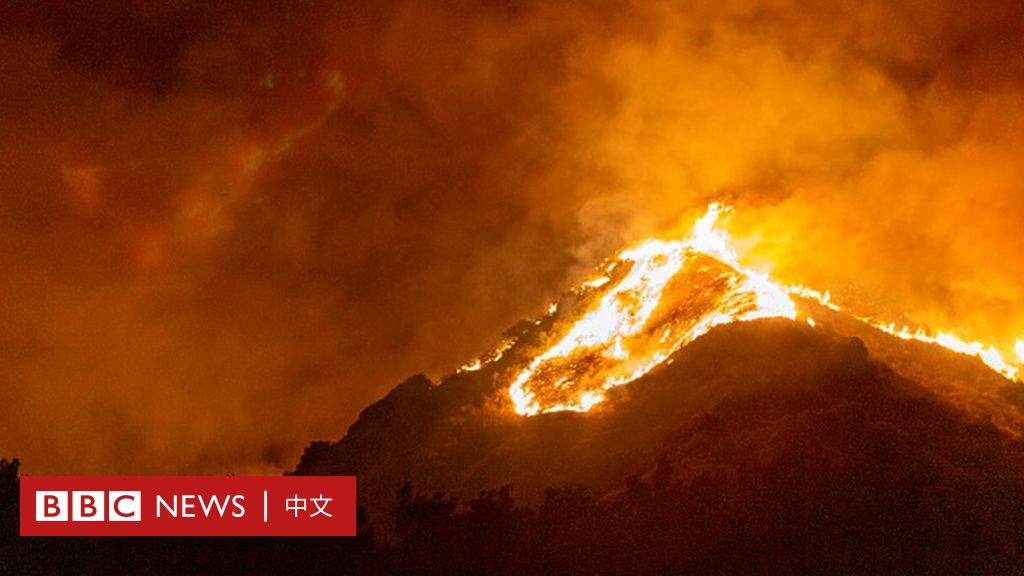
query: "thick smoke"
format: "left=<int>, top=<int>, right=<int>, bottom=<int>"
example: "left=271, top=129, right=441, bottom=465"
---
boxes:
left=0, top=0, right=1021, bottom=474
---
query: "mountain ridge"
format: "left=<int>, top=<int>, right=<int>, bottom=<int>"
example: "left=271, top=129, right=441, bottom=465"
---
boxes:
left=293, top=317, right=1024, bottom=536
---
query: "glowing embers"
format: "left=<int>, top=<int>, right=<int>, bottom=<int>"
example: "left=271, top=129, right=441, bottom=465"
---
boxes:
left=791, top=285, right=1021, bottom=380
left=873, top=324, right=1018, bottom=381
left=458, top=337, right=517, bottom=374
left=508, top=204, right=796, bottom=416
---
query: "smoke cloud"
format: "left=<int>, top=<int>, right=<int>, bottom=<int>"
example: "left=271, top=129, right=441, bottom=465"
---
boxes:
left=1, top=0, right=1021, bottom=474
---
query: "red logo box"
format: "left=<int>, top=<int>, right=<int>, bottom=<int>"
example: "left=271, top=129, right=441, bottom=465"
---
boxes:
left=20, top=476, right=356, bottom=536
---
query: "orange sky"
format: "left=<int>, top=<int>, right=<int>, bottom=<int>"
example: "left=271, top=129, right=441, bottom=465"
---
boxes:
left=1, top=0, right=1021, bottom=475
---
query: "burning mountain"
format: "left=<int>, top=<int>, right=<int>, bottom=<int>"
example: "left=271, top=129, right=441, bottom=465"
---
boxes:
left=494, top=203, right=1021, bottom=416
left=506, top=204, right=795, bottom=415
left=294, top=204, right=1024, bottom=543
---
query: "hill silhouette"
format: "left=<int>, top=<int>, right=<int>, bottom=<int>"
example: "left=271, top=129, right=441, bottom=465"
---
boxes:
left=6, top=318, right=1024, bottom=573
left=293, top=317, right=1024, bottom=561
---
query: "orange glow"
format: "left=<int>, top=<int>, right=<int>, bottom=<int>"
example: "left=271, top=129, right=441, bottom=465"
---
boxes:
left=792, top=286, right=1020, bottom=380
left=499, top=203, right=1023, bottom=416
left=508, top=203, right=795, bottom=415
left=458, top=337, right=518, bottom=374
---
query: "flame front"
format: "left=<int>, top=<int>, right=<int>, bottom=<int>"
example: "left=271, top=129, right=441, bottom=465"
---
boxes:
left=508, top=204, right=795, bottom=415
left=791, top=286, right=1021, bottom=381
left=500, top=203, right=1023, bottom=417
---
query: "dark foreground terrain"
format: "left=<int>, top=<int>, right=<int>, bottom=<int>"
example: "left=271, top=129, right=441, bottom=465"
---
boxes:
left=4, top=320, right=1024, bottom=574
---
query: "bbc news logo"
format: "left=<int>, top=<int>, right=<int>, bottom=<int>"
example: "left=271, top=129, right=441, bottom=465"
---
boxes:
left=20, top=476, right=356, bottom=536
left=36, top=491, right=142, bottom=522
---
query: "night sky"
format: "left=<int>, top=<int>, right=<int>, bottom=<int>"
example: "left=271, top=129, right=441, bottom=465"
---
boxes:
left=1, top=0, right=1022, bottom=475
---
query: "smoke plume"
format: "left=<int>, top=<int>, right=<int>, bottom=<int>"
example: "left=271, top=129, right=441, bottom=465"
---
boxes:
left=0, top=0, right=1021, bottom=474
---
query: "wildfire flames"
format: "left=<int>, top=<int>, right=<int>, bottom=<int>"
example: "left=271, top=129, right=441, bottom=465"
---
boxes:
left=487, top=204, right=1024, bottom=416
left=508, top=203, right=795, bottom=415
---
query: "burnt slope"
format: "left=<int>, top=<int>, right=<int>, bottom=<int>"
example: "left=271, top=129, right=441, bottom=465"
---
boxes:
left=294, top=318, right=1024, bottom=549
